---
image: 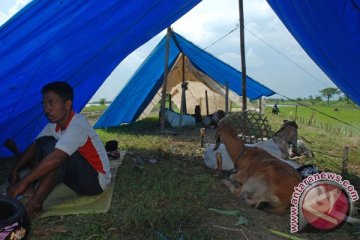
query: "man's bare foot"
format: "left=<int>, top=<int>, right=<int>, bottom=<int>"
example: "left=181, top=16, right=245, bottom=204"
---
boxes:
left=25, top=202, right=43, bottom=220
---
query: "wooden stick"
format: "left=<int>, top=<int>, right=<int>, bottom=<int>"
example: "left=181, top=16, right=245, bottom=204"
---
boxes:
left=168, top=94, right=172, bottom=110
left=205, top=90, right=209, bottom=116
left=225, top=81, right=229, bottom=114
left=238, top=0, right=247, bottom=111
left=200, top=128, right=205, bottom=148
left=160, top=27, right=171, bottom=132
left=342, top=146, right=349, bottom=176
left=259, top=97, right=262, bottom=114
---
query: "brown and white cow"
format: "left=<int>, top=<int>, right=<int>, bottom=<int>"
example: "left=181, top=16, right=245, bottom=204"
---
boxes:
left=214, top=122, right=301, bottom=215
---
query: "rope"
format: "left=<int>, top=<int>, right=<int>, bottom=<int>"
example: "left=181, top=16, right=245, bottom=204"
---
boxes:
left=276, top=93, right=360, bottom=132
left=294, top=145, right=343, bottom=159
left=245, top=28, right=330, bottom=88
left=194, top=24, right=331, bottom=89
left=203, top=24, right=240, bottom=52
left=299, top=135, right=312, bottom=145
left=310, top=149, right=342, bottom=159
left=190, top=24, right=240, bottom=58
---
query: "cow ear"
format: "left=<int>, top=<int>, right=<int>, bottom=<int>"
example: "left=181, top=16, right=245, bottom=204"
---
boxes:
left=283, top=119, right=288, bottom=123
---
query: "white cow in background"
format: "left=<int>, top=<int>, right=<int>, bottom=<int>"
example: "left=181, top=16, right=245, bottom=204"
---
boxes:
left=164, top=109, right=195, bottom=128
left=204, top=120, right=303, bottom=170
left=204, top=142, right=301, bottom=170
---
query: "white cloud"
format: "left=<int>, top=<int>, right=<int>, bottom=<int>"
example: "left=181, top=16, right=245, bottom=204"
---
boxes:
left=218, top=51, right=240, bottom=69
left=0, top=0, right=30, bottom=25
left=244, top=0, right=273, bottom=20
left=0, top=0, right=334, bottom=101
left=8, top=0, right=30, bottom=15
left=0, top=12, right=7, bottom=25
left=246, top=48, right=266, bottom=67
left=173, top=0, right=239, bottom=45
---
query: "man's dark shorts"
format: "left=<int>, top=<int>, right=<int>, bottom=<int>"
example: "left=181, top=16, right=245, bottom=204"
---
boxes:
left=35, top=136, right=103, bottom=195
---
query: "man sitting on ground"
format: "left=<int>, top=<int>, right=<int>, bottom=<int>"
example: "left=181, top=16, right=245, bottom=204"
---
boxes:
left=7, top=81, right=111, bottom=219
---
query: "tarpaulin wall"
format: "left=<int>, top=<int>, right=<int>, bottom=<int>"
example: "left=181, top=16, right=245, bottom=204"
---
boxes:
left=0, top=0, right=201, bottom=156
left=267, top=0, right=360, bottom=105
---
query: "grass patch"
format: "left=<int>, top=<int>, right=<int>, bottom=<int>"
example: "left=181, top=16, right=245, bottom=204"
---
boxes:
left=266, top=105, right=360, bottom=136
left=271, top=105, right=360, bottom=125
left=81, top=104, right=108, bottom=112
left=2, top=111, right=359, bottom=239
left=30, top=117, right=225, bottom=239
left=265, top=110, right=360, bottom=184
left=112, top=160, right=216, bottom=236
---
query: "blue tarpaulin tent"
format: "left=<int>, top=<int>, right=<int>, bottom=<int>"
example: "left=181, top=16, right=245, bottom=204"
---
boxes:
left=94, top=31, right=275, bottom=128
left=2, top=0, right=359, bottom=156
left=267, top=0, right=360, bottom=106
left=0, top=0, right=201, bottom=156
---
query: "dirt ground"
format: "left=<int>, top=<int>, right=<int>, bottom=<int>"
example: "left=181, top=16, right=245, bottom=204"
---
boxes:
left=169, top=127, right=360, bottom=240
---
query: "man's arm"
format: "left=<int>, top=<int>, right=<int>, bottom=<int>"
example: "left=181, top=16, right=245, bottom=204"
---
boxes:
left=9, top=143, right=36, bottom=185
left=8, top=148, right=69, bottom=198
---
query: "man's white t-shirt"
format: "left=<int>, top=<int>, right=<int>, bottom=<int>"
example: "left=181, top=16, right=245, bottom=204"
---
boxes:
left=37, top=111, right=111, bottom=190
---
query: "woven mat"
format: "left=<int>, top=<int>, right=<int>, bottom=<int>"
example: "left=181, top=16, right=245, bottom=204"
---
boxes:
left=0, top=151, right=126, bottom=218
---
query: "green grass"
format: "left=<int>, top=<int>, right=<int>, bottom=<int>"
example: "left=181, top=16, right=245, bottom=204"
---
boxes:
left=265, top=109, right=360, bottom=176
left=272, top=105, right=360, bottom=125
left=31, top=117, right=225, bottom=239
left=81, top=104, right=108, bottom=112
left=5, top=112, right=360, bottom=239
left=266, top=105, right=360, bottom=136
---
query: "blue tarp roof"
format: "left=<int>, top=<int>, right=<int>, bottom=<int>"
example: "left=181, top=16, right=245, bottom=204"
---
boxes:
left=0, top=0, right=201, bottom=156
left=267, top=0, right=360, bottom=106
left=2, top=0, right=359, bottom=156
left=94, top=31, right=276, bottom=128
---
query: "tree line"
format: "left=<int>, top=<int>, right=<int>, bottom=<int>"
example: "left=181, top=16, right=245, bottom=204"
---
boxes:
left=267, top=87, right=357, bottom=106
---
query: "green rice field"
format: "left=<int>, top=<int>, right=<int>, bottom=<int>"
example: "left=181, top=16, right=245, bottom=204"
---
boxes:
left=265, top=105, right=360, bottom=136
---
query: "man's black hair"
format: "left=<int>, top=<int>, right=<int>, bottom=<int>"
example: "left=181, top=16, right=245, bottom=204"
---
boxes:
left=41, top=81, right=74, bottom=102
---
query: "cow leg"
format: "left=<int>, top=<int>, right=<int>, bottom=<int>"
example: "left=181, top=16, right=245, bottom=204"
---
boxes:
left=221, top=178, right=241, bottom=197
left=239, top=176, right=288, bottom=215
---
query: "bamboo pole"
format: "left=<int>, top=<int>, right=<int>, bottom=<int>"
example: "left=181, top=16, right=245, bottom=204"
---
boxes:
left=160, top=27, right=171, bottom=132
left=239, top=0, right=247, bottom=111
left=205, top=90, right=209, bottom=116
left=168, top=94, right=172, bottom=110
left=342, top=146, right=349, bottom=176
left=200, top=128, right=205, bottom=148
left=225, top=81, right=229, bottom=114
left=180, top=53, right=187, bottom=114
left=259, top=97, right=262, bottom=114
left=179, top=53, right=186, bottom=127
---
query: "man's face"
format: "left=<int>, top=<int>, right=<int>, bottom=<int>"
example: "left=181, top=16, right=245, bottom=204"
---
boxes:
left=42, top=91, right=72, bottom=125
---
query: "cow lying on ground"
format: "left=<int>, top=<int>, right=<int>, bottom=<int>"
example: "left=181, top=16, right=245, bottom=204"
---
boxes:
left=204, top=120, right=301, bottom=170
left=214, top=122, right=301, bottom=215
left=163, top=109, right=195, bottom=128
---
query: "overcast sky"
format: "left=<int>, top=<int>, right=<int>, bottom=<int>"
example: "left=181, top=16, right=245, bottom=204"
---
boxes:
left=1, top=0, right=337, bottom=102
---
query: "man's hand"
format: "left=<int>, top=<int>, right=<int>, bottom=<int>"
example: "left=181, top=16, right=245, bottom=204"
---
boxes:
left=7, top=180, right=28, bottom=198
